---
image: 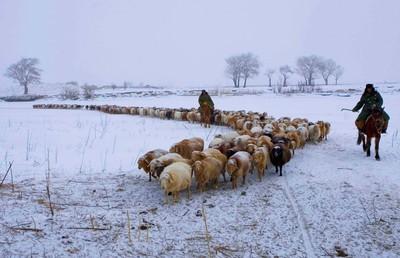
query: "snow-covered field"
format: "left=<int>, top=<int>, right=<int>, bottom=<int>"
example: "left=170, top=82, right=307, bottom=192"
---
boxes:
left=1, top=89, right=400, bottom=257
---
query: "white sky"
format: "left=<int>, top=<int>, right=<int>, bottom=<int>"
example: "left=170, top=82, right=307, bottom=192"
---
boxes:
left=1, top=0, right=399, bottom=87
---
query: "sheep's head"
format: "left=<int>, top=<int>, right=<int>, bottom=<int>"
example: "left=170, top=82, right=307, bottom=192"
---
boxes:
left=226, top=159, right=238, bottom=176
left=169, top=144, right=179, bottom=154
left=191, top=151, right=206, bottom=162
left=137, top=158, right=147, bottom=170
left=246, top=144, right=257, bottom=155
left=271, top=145, right=283, bottom=159
left=160, top=174, right=171, bottom=192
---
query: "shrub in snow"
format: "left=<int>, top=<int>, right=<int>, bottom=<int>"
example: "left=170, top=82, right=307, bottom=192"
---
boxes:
left=60, top=86, right=80, bottom=100
left=81, top=85, right=97, bottom=99
left=0, top=95, right=46, bottom=102
left=66, top=81, right=78, bottom=86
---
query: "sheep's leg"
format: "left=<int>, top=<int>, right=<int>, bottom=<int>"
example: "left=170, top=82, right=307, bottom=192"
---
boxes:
left=187, top=186, right=191, bottom=200
left=275, top=166, right=278, bottom=173
left=242, top=175, right=246, bottom=185
left=366, top=136, right=371, bottom=157
left=164, top=192, right=169, bottom=205
left=257, top=168, right=262, bottom=182
left=214, top=179, right=218, bottom=189
left=375, top=135, right=381, bottom=161
left=279, top=166, right=283, bottom=176
left=221, top=170, right=226, bottom=182
left=174, top=192, right=180, bottom=203
left=149, top=172, right=152, bottom=182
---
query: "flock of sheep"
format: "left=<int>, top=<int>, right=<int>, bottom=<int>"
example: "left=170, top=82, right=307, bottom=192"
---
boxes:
left=33, top=103, right=331, bottom=204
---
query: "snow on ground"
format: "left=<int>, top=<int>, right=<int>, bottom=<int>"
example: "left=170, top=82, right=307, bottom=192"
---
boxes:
left=0, top=89, right=399, bottom=257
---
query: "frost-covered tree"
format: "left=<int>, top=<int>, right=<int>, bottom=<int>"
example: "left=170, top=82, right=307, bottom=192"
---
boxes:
left=225, top=55, right=242, bottom=87
left=225, top=53, right=260, bottom=87
left=241, top=53, right=260, bottom=87
left=296, top=55, right=321, bottom=86
left=317, top=58, right=337, bottom=85
left=333, top=65, right=344, bottom=85
left=265, top=69, right=275, bottom=87
left=4, top=58, right=42, bottom=95
left=279, top=65, right=293, bottom=87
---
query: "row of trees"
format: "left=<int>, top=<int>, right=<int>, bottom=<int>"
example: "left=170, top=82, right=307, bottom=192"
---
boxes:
left=225, top=53, right=344, bottom=87
left=4, top=56, right=344, bottom=95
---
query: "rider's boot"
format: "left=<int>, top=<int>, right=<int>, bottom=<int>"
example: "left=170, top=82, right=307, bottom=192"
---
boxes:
left=357, top=130, right=363, bottom=145
left=355, top=120, right=364, bottom=145
left=382, top=120, right=388, bottom=134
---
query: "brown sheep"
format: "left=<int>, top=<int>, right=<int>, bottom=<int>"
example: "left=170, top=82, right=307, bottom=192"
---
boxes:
left=252, top=146, right=270, bottom=181
left=286, top=131, right=301, bottom=155
left=256, top=135, right=273, bottom=150
left=191, top=148, right=228, bottom=181
left=137, top=149, right=169, bottom=181
left=192, top=157, right=223, bottom=192
left=316, top=121, right=326, bottom=141
left=225, top=151, right=252, bottom=189
left=245, top=143, right=258, bottom=155
left=324, top=122, right=331, bottom=140
left=160, top=162, right=192, bottom=204
left=169, top=137, right=204, bottom=160
left=213, top=141, right=234, bottom=158
left=317, top=121, right=331, bottom=140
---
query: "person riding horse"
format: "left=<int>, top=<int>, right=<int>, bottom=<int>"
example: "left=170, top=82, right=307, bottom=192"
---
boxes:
left=352, top=84, right=390, bottom=135
left=198, top=90, right=214, bottom=125
left=198, top=90, right=214, bottom=112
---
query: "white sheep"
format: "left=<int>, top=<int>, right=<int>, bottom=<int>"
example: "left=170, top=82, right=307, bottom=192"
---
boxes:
left=160, top=162, right=192, bottom=204
left=308, top=124, right=321, bottom=143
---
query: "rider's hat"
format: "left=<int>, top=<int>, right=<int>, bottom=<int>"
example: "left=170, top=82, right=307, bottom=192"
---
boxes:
left=366, top=83, right=374, bottom=89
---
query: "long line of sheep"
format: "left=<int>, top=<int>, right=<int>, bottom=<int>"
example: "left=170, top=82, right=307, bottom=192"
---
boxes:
left=33, top=103, right=331, bottom=203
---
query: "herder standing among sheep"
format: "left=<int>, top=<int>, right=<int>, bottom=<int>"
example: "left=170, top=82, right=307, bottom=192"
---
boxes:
left=352, top=84, right=390, bottom=137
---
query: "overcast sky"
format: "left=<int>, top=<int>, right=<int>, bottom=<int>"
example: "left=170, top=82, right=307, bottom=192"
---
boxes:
left=1, top=0, right=399, bottom=87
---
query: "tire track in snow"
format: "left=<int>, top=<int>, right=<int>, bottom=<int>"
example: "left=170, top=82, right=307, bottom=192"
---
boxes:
left=281, top=174, right=316, bottom=258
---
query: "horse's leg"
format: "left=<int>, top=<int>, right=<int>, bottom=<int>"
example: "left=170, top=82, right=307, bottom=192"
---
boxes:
left=362, top=134, right=367, bottom=152
left=375, top=134, right=381, bottom=160
left=366, top=136, right=371, bottom=157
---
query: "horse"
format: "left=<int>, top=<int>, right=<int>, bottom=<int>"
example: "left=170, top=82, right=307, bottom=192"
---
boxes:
left=357, top=107, right=384, bottom=160
left=200, top=104, right=212, bottom=128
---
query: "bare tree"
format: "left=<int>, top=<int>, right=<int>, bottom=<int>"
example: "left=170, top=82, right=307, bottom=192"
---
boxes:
left=265, top=69, right=275, bottom=87
left=241, top=53, right=260, bottom=87
left=333, top=65, right=344, bottom=85
left=225, top=53, right=260, bottom=87
left=225, top=55, right=242, bottom=87
left=279, top=65, right=293, bottom=87
left=4, top=58, right=42, bottom=95
left=318, top=58, right=337, bottom=85
left=296, top=55, right=321, bottom=86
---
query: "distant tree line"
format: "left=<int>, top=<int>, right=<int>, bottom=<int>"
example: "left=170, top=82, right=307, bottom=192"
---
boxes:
left=225, top=53, right=344, bottom=88
left=3, top=55, right=344, bottom=95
